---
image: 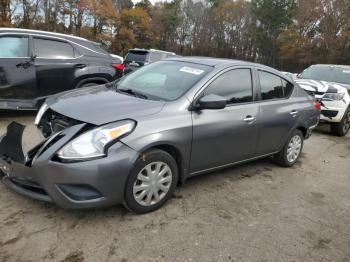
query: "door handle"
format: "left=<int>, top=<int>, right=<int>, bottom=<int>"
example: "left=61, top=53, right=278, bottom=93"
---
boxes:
left=16, top=61, right=32, bottom=69
left=75, top=64, right=86, bottom=69
left=244, top=116, right=256, bottom=123
left=290, top=110, right=298, bottom=117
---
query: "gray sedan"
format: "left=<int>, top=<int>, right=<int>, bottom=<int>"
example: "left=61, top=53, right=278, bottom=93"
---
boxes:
left=0, top=57, right=320, bottom=213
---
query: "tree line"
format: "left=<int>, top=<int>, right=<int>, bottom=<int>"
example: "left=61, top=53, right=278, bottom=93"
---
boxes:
left=1, top=0, right=350, bottom=72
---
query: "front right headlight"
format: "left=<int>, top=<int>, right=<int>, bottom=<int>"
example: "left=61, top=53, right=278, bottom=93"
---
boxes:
left=57, top=120, right=136, bottom=161
left=35, top=102, right=49, bottom=125
left=322, top=92, right=345, bottom=101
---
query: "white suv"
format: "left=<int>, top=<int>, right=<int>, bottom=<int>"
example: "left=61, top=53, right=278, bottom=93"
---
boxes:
left=296, top=64, right=350, bottom=136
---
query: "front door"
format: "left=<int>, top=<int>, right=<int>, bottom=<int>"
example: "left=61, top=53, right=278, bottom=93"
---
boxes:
left=190, top=68, right=259, bottom=173
left=0, top=35, right=37, bottom=101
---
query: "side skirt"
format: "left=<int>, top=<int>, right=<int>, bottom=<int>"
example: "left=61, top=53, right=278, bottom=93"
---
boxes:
left=188, top=152, right=279, bottom=177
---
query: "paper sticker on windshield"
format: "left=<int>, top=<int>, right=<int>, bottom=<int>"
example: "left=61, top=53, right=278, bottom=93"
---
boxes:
left=180, top=67, right=204, bottom=75
left=343, top=70, right=350, bottom=73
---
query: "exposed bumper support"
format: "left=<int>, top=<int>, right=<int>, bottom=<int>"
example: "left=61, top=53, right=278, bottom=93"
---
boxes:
left=0, top=122, right=138, bottom=209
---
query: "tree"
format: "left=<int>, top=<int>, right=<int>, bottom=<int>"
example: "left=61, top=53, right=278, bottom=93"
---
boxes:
left=0, top=0, right=12, bottom=26
left=252, top=0, right=296, bottom=66
left=114, top=7, right=152, bottom=53
left=114, top=0, right=133, bottom=11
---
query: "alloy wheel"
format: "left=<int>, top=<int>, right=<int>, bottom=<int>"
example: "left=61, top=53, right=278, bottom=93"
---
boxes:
left=286, top=135, right=302, bottom=163
left=343, top=111, right=350, bottom=134
left=133, top=161, right=172, bottom=206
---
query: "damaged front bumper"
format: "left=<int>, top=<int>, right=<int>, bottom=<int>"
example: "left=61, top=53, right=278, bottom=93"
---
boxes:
left=0, top=122, right=138, bottom=209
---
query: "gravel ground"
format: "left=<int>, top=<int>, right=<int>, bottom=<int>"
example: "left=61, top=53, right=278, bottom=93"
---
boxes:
left=0, top=111, right=349, bottom=262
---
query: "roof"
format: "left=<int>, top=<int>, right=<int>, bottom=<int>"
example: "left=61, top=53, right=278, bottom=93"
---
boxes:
left=128, top=48, right=175, bottom=54
left=168, top=56, right=260, bottom=67
left=0, top=28, right=95, bottom=44
left=312, top=64, right=350, bottom=69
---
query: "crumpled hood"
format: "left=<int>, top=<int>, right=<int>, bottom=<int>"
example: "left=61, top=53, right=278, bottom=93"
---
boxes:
left=295, top=79, right=350, bottom=95
left=47, top=85, right=165, bottom=125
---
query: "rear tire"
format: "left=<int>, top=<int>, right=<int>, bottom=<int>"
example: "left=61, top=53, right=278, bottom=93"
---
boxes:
left=274, top=129, right=304, bottom=167
left=123, top=149, right=178, bottom=214
left=330, top=107, right=350, bottom=137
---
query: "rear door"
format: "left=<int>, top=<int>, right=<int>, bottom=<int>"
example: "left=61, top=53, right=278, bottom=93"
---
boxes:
left=0, top=35, right=37, bottom=100
left=255, top=69, right=298, bottom=155
left=32, top=36, right=83, bottom=97
left=190, top=68, right=260, bottom=173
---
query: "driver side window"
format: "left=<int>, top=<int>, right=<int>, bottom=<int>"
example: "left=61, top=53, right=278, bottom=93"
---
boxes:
left=0, top=36, right=29, bottom=58
left=204, top=69, right=253, bottom=104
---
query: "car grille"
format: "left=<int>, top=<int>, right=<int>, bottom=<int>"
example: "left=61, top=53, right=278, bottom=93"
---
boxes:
left=51, top=118, right=71, bottom=133
left=39, top=109, right=80, bottom=137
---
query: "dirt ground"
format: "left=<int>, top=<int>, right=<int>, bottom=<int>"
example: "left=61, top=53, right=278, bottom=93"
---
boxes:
left=0, top=111, right=349, bottom=262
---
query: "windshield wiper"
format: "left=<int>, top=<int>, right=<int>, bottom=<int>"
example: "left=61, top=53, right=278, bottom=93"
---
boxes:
left=117, top=88, right=148, bottom=99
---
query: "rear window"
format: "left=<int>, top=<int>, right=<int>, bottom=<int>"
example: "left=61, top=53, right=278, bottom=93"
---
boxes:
left=92, top=43, right=109, bottom=55
left=34, top=38, right=74, bottom=58
left=125, top=51, right=149, bottom=62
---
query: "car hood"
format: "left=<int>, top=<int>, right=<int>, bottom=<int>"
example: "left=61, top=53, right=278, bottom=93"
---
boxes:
left=295, top=79, right=350, bottom=95
left=47, top=85, right=165, bottom=125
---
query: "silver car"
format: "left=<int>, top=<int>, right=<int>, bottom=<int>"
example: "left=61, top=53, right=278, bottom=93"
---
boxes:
left=0, top=57, right=320, bottom=213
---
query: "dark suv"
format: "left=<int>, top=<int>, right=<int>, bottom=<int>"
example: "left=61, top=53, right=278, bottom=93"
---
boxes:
left=0, top=28, right=124, bottom=110
left=124, top=48, right=177, bottom=74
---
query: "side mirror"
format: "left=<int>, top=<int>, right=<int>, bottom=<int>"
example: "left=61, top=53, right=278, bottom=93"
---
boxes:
left=196, top=94, right=227, bottom=110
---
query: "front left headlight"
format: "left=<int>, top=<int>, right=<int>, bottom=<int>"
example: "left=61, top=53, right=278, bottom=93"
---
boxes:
left=57, top=120, right=135, bottom=161
left=322, top=92, right=345, bottom=101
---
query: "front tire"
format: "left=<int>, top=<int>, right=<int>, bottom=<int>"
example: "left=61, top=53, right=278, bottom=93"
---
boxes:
left=123, top=149, right=178, bottom=214
left=274, top=129, right=304, bottom=167
left=330, top=107, right=350, bottom=137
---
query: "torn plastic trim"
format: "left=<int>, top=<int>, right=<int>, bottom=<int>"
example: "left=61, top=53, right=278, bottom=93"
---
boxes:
left=0, top=122, right=25, bottom=163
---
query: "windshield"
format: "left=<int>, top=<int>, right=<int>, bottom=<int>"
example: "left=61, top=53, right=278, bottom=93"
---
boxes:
left=116, top=61, right=213, bottom=101
left=125, top=51, right=149, bottom=62
left=299, top=65, right=350, bottom=85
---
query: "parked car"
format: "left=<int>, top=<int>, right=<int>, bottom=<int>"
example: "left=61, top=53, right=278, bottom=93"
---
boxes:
left=124, top=48, right=177, bottom=74
left=0, top=28, right=124, bottom=110
left=296, top=64, right=350, bottom=136
left=0, top=57, right=320, bottom=213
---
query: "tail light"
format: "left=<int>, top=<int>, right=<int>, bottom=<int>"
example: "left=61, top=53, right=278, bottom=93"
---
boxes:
left=112, top=63, right=125, bottom=71
left=313, top=101, right=321, bottom=110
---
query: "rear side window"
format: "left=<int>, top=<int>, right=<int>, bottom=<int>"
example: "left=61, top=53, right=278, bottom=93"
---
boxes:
left=34, top=38, right=75, bottom=58
left=0, top=36, right=28, bottom=57
left=283, top=79, right=294, bottom=97
left=258, top=71, right=293, bottom=100
left=204, top=69, right=253, bottom=104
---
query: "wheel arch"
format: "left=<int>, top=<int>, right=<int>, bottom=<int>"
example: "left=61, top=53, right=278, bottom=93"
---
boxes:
left=296, top=126, right=308, bottom=138
left=138, top=143, right=187, bottom=185
left=74, top=76, right=111, bottom=89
